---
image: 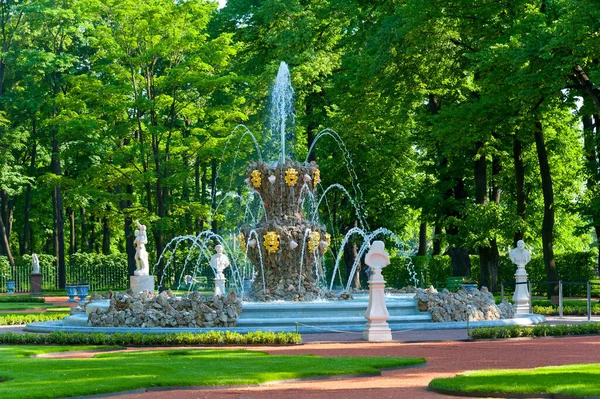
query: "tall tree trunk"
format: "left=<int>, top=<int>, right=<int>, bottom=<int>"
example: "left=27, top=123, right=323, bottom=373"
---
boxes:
left=80, top=207, right=88, bottom=252
left=0, top=206, right=14, bottom=266
left=584, top=113, right=600, bottom=273
left=513, top=135, right=527, bottom=245
left=102, top=215, right=111, bottom=255
left=120, top=184, right=135, bottom=276
left=89, top=216, right=97, bottom=253
left=68, top=207, right=76, bottom=255
left=210, top=158, right=217, bottom=232
left=417, top=222, right=427, bottom=256
left=446, top=178, right=471, bottom=277
left=197, top=161, right=207, bottom=232
left=51, top=132, right=66, bottom=289
left=474, top=141, right=491, bottom=288
left=533, top=120, right=558, bottom=297
left=432, top=221, right=442, bottom=256
left=21, top=126, right=37, bottom=255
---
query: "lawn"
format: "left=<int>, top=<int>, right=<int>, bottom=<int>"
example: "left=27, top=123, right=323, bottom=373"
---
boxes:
left=429, top=363, right=600, bottom=397
left=0, top=346, right=425, bottom=399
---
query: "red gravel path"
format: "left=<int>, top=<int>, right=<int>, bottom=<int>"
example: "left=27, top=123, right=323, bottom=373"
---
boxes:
left=76, top=335, right=600, bottom=399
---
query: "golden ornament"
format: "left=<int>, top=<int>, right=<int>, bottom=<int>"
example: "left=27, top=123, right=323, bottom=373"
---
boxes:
left=285, top=168, right=298, bottom=187
left=313, top=169, right=321, bottom=188
left=237, top=233, right=246, bottom=253
left=263, top=231, right=280, bottom=254
left=251, top=170, right=262, bottom=188
left=322, top=232, right=331, bottom=252
left=307, top=231, right=321, bottom=253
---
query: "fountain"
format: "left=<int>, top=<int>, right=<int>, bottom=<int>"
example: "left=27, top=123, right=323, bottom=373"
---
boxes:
left=25, top=62, right=546, bottom=334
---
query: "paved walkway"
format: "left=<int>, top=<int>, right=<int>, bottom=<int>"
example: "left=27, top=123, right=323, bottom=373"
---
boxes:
left=4, top=296, right=600, bottom=398
left=79, top=335, right=600, bottom=399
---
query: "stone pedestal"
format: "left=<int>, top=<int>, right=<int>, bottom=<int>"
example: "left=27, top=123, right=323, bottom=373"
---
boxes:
left=30, top=273, right=42, bottom=295
left=214, top=277, right=226, bottom=297
left=130, top=275, right=154, bottom=294
left=512, top=264, right=530, bottom=314
left=363, top=241, right=392, bottom=342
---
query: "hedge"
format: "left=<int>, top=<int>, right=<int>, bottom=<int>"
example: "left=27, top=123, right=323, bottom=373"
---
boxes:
left=0, top=295, right=44, bottom=303
left=0, top=331, right=303, bottom=345
left=469, top=323, right=600, bottom=339
left=382, top=251, right=598, bottom=295
left=0, top=312, right=70, bottom=326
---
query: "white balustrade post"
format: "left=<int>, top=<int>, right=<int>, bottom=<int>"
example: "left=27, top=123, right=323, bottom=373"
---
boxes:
left=363, top=240, right=392, bottom=342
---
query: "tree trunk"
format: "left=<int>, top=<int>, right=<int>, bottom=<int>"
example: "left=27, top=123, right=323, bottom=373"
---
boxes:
left=446, top=178, right=471, bottom=277
left=89, top=216, right=97, bottom=253
left=80, top=207, right=88, bottom=252
left=417, top=222, right=427, bottom=256
left=51, top=133, right=66, bottom=289
left=0, top=206, right=14, bottom=266
left=584, top=113, right=600, bottom=274
left=432, top=221, right=442, bottom=256
left=120, top=184, right=135, bottom=276
left=210, top=158, right=217, bottom=232
left=513, top=135, right=527, bottom=245
left=21, top=127, right=37, bottom=255
left=102, top=215, right=111, bottom=255
left=533, top=120, right=558, bottom=297
left=68, top=207, right=76, bottom=255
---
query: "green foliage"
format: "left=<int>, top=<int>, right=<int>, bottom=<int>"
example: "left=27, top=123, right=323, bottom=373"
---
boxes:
left=0, top=331, right=303, bottom=346
left=0, top=312, right=69, bottom=326
left=0, top=296, right=44, bottom=303
left=469, top=323, right=600, bottom=340
left=383, top=255, right=452, bottom=289
left=67, top=253, right=128, bottom=289
left=0, top=256, right=11, bottom=279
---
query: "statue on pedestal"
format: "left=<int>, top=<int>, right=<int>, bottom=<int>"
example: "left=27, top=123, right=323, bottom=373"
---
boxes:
left=210, top=244, right=230, bottom=296
left=510, top=240, right=531, bottom=314
left=31, top=253, right=40, bottom=274
left=510, top=240, right=531, bottom=266
left=133, top=220, right=149, bottom=276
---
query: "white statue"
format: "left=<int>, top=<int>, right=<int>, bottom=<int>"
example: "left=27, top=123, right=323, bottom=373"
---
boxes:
left=510, top=239, right=531, bottom=314
left=133, top=220, right=149, bottom=276
left=31, top=253, right=40, bottom=274
left=510, top=239, right=531, bottom=266
left=210, top=244, right=230, bottom=296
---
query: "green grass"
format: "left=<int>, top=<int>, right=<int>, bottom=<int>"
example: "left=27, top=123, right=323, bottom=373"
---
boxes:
left=430, top=363, right=600, bottom=397
left=0, top=345, right=425, bottom=399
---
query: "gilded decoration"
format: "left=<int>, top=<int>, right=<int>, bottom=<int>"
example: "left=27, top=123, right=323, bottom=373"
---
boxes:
left=285, top=168, right=298, bottom=187
left=263, top=231, right=280, bottom=254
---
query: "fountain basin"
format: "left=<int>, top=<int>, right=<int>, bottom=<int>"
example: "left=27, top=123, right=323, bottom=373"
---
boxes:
left=24, top=293, right=546, bottom=333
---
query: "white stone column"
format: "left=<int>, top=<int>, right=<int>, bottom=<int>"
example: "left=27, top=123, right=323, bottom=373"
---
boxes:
left=363, top=240, right=392, bottom=342
left=512, top=262, right=530, bottom=314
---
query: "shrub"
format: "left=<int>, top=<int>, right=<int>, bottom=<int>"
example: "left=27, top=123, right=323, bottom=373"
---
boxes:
left=469, top=323, right=600, bottom=339
left=0, top=312, right=70, bottom=325
left=0, top=331, right=302, bottom=346
left=0, top=295, right=44, bottom=303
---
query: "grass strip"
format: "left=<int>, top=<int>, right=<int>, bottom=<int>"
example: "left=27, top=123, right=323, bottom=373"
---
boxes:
left=469, top=322, right=600, bottom=339
left=429, top=363, right=600, bottom=397
left=0, top=330, right=304, bottom=345
left=0, top=345, right=425, bottom=399
left=0, top=312, right=70, bottom=325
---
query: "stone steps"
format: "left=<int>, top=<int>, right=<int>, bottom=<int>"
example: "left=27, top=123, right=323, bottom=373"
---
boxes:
left=236, top=295, right=432, bottom=329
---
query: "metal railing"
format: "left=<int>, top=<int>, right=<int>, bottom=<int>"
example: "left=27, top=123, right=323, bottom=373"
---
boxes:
left=500, top=280, right=600, bottom=321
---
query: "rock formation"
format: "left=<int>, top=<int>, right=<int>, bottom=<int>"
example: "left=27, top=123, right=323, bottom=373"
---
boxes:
left=88, top=290, right=242, bottom=328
